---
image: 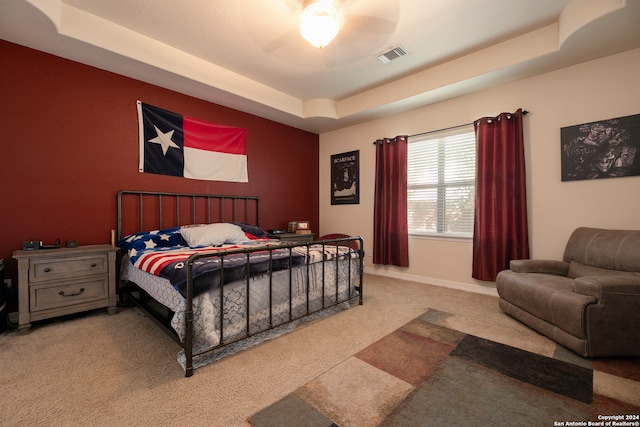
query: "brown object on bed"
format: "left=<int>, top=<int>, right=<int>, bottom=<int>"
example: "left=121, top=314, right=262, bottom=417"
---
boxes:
left=117, top=190, right=363, bottom=377
left=318, top=233, right=360, bottom=250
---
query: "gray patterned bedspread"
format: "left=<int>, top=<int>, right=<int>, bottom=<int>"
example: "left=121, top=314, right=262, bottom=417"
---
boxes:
left=120, top=244, right=361, bottom=359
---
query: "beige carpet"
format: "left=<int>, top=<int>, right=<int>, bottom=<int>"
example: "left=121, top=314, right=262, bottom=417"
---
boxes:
left=1, top=274, right=636, bottom=426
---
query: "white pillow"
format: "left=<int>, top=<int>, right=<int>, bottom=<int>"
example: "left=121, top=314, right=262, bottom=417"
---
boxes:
left=180, top=223, right=248, bottom=247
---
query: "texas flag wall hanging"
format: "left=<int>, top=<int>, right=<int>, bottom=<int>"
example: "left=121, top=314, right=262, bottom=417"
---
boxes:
left=137, top=101, right=248, bottom=182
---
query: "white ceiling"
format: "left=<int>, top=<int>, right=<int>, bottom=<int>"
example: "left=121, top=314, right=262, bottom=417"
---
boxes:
left=1, top=0, right=639, bottom=133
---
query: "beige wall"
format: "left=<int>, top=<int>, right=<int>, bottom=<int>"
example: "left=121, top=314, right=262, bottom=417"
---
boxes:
left=319, top=48, right=640, bottom=294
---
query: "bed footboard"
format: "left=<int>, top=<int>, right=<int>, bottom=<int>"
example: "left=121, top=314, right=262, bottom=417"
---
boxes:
left=182, top=238, right=364, bottom=377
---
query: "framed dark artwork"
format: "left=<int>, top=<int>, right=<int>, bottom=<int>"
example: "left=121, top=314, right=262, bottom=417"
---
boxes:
left=561, top=113, right=640, bottom=181
left=331, top=150, right=359, bottom=205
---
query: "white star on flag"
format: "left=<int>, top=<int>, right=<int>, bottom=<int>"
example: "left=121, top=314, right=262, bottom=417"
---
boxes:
left=144, top=239, right=158, bottom=249
left=149, top=126, right=180, bottom=155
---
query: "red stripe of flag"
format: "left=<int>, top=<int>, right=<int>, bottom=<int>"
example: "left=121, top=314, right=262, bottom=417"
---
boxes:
left=135, top=246, right=240, bottom=276
left=183, top=116, right=246, bottom=155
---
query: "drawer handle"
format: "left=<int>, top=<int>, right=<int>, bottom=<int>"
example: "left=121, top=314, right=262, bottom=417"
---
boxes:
left=91, top=263, right=97, bottom=268
left=59, top=288, right=85, bottom=297
left=44, top=267, right=51, bottom=273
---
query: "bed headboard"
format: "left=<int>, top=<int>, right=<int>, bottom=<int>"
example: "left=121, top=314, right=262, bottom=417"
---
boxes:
left=117, top=190, right=261, bottom=240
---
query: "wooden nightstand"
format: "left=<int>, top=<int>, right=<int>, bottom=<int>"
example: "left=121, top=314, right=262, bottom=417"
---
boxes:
left=13, top=244, right=119, bottom=334
left=270, top=233, right=315, bottom=244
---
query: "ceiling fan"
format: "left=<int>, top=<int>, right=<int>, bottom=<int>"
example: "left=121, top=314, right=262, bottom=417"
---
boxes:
left=251, top=0, right=399, bottom=66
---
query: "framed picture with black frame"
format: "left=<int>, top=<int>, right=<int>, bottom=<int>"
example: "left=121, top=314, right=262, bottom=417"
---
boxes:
left=561, top=113, right=640, bottom=181
left=331, top=150, right=359, bottom=205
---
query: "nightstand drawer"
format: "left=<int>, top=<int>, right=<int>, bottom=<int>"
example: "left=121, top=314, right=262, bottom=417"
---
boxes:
left=30, top=254, right=108, bottom=283
left=29, top=276, right=108, bottom=312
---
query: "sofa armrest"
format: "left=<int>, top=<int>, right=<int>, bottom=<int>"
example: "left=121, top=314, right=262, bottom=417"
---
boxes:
left=509, top=259, right=569, bottom=276
left=574, top=275, right=640, bottom=300
left=573, top=274, right=640, bottom=357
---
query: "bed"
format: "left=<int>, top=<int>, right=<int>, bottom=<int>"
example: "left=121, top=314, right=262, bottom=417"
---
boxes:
left=116, top=190, right=363, bottom=376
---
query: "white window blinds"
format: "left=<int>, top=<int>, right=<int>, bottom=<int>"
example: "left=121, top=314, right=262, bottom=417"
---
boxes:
left=407, top=125, right=476, bottom=237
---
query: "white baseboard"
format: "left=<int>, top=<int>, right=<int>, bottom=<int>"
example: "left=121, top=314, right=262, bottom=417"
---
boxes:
left=364, top=267, right=498, bottom=297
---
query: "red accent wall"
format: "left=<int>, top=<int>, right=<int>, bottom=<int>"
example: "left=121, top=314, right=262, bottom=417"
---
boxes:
left=0, top=40, right=319, bottom=292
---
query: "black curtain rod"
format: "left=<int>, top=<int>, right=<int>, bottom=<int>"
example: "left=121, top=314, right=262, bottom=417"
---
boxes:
left=408, top=110, right=529, bottom=139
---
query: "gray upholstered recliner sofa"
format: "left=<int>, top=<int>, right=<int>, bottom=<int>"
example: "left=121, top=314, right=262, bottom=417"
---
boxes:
left=496, top=227, right=640, bottom=358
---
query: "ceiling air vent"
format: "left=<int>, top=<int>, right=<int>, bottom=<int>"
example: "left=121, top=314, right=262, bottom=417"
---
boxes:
left=377, top=46, right=408, bottom=64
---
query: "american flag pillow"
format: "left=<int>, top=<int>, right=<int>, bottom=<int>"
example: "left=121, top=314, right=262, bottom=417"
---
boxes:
left=118, top=227, right=184, bottom=259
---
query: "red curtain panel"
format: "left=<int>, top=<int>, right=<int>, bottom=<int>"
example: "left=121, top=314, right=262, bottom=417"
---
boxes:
left=473, top=109, right=530, bottom=281
left=373, top=136, right=409, bottom=267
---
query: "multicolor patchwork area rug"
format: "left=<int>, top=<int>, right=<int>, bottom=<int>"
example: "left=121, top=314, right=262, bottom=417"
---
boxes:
left=249, top=309, right=640, bottom=427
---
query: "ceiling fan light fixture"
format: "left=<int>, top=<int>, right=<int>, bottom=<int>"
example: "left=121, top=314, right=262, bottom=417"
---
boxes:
left=300, top=0, right=343, bottom=49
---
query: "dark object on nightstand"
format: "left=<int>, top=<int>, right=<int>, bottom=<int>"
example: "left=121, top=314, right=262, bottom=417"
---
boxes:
left=22, top=240, right=41, bottom=250
left=41, top=238, right=61, bottom=250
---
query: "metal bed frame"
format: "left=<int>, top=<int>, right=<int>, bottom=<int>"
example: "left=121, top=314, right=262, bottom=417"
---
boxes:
left=116, top=190, right=363, bottom=377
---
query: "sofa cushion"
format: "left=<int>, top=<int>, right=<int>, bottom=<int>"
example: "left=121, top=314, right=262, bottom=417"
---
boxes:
left=567, top=260, right=633, bottom=279
left=563, top=227, right=640, bottom=272
left=496, top=271, right=596, bottom=338
left=510, top=259, right=569, bottom=275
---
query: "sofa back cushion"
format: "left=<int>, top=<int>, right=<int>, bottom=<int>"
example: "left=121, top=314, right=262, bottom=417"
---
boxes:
left=564, top=227, right=640, bottom=272
left=567, top=260, right=638, bottom=279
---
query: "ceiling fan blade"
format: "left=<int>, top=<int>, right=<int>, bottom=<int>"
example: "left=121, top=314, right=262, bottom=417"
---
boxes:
left=344, top=14, right=397, bottom=35
left=283, top=0, right=304, bottom=14
left=316, top=41, right=337, bottom=68
left=263, top=29, right=300, bottom=53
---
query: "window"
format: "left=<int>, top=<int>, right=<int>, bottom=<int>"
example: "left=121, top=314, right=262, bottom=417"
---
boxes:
left=407, top=125, right=476, bottom=238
